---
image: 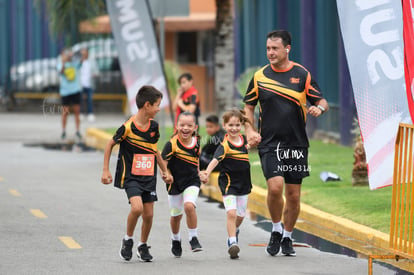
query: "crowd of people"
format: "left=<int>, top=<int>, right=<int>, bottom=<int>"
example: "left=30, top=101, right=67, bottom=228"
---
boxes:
left=100, top=29, right=329, bottom=261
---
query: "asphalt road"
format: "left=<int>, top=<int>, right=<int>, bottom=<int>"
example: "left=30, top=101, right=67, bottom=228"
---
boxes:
left=0, top=113, right=394, bottom=275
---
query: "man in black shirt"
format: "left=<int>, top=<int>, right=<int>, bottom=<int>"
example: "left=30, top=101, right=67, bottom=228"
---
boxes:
left=244, top=30, right=329, bottom=257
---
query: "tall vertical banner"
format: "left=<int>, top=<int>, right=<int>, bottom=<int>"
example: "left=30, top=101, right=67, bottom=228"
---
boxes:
left=337, top=0, right=413, bottom=189
left=106, top=0, right=169, bottom=114
left=403, top=0, right=414, bottom=122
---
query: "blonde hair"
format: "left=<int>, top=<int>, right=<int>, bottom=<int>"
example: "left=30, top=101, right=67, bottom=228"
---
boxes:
left=222, top=109, right=250, bottom=125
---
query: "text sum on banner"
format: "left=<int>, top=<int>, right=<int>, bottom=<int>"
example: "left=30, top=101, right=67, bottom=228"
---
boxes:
left=106, top=0, right=169, bottom=114
left=336, top=0, right=413, bottom=189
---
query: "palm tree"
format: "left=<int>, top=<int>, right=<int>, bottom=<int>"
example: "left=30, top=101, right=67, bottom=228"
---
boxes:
left=34, top=0, right=107, bottom=45
left=214, top=0, right=235, bottom=115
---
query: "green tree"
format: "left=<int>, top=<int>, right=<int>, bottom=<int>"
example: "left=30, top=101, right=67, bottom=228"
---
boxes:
left=34, top=0, right=107, bottom=45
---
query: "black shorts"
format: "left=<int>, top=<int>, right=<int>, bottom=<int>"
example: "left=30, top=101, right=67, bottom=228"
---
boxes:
left=259, top=147, right=310, bottom=184
left=125, top=181, right=158, bottom=203
left=61, top=92, right=81, bottom=106
left=218, top=170, right=252, bottom=196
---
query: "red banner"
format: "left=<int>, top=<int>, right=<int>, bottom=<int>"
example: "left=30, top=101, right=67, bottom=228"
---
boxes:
left=403, top=0, right=414, bottom=122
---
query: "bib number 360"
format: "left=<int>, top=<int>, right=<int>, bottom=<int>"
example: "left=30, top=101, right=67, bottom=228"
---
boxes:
left=131, top=154, right=155, bottom=176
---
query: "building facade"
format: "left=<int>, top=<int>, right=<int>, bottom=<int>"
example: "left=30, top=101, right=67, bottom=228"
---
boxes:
left=0, top=0, right=64, bottom=89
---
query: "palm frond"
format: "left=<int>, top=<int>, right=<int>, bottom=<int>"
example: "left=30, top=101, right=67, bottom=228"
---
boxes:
left=33, top=0, right=107, bottom=41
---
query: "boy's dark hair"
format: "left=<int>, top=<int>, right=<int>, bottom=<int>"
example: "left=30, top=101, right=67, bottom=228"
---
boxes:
left=206, top=115, right=219, bottom=125
left=178, top=72, right=193, bottom=84
left=267, top=30, right=292, bottom=47
left=136, top=85, right=163, bottom=109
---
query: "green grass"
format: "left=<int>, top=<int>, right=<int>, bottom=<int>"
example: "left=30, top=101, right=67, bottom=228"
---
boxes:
left=249, top=140, right=392, bottom=233
left=302, top=140, right=392, bottom=233
left=104, top=126, right=392, bottom=233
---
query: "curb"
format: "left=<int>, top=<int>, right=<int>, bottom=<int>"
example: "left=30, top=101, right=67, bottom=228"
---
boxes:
left=85, top=128, right=119, bottom=152
left=86, top=128, right=414, bottom=272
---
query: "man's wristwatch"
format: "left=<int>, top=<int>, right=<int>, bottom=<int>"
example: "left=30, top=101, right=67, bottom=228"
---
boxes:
left=317, top=105, right=326, bottom=113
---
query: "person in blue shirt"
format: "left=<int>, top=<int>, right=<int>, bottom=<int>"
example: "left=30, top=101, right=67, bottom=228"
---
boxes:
left=57, top=48, right=83, bottom=141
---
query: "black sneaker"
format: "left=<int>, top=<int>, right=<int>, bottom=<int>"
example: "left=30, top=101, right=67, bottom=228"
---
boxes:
left=171, top=240, right=182, bottom=258
left=228, top=241, right=240, bottom=259
left=119, top=238, right=133, bottom=261
left=137, top=243, right=153, bottom=262
left=266, top=231, right=282, bottom=256
left=189, top=237, right=202, bottom=252
left=281, top=237, right=296, bottom=256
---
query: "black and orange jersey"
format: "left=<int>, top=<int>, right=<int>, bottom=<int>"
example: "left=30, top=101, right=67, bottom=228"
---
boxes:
left=213, top=134, right=252, bottom=196
left=161, top=135, right=201, bottom=195
left=113, top=116, right=160, bottom=190
left=244, top=63, right=323, bottom=148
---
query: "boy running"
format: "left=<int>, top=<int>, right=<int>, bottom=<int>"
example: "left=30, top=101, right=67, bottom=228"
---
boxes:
left=101, top=85, right=172, bottom=262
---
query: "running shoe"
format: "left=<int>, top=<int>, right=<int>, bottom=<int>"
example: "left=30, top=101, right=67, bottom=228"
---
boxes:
left=281, top=237, right=296, bottom=256
left=189, top=237, right=202, bottom=252
left=119, top=238, right=133, bottom=261
left=227, top=240, right=240, bottom=259
left=137, top=243, right=153, bottom=262
left=171, top=240, right=182, bottom=258
left=87, top=113, right=96, bottom=122
left=266, top=231, right=282, bottom=256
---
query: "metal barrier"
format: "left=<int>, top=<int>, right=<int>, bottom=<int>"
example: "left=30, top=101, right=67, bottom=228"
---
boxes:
left=368, top=123, right=414, bottom=274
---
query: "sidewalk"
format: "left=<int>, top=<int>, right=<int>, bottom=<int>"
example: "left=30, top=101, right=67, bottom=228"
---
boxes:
left=0, top=112, right=395, bottom=275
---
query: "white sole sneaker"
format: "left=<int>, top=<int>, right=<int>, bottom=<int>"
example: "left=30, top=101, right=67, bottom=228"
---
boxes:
left=119, top=241, right=133, bottom=261
left=137, top=250, right=153, bottom=262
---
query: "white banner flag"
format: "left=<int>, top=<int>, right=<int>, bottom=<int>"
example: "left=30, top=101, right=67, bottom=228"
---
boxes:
left=106, top=0, right=169, bottom=114
left=336, top=0, right=413, bottom=189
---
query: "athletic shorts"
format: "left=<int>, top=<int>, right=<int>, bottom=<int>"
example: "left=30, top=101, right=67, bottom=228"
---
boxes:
left=168, top=186, right=200, bottom=217
left=125, top=181, right=158, bottom=203
left=61, top=92, right=81, bottom=106
left=259, top=147, right=310, bottom=184
left=222, top=194, right=248, bottom=217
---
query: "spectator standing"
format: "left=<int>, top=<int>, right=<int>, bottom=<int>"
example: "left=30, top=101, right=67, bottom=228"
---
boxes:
left=173, top=73, right=200, bottom=126
left=57, top=48, right=82, bottom=141
left=80, top=48, right=95, bottom=122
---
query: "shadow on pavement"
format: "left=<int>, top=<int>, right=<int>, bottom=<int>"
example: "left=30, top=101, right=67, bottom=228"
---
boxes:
left=23, top=141, right=96, bottom=152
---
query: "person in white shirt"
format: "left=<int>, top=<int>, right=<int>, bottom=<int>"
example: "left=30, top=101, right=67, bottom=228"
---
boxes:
left=80, top=48, right=95, bottom=122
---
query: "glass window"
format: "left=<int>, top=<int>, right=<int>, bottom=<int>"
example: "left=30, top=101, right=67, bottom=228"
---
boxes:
left=177, top=32, right=197, bottom=63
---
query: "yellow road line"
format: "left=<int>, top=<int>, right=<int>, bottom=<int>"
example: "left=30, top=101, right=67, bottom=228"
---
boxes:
left=30, top=209, right=47, bottom=218
left=58, top=236, right=82, bottom=249
left=8, top=189, right=22, bottom=197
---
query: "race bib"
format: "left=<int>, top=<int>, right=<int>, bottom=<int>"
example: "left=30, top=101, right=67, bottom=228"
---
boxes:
left=131, top=154, right=155, bottom=176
